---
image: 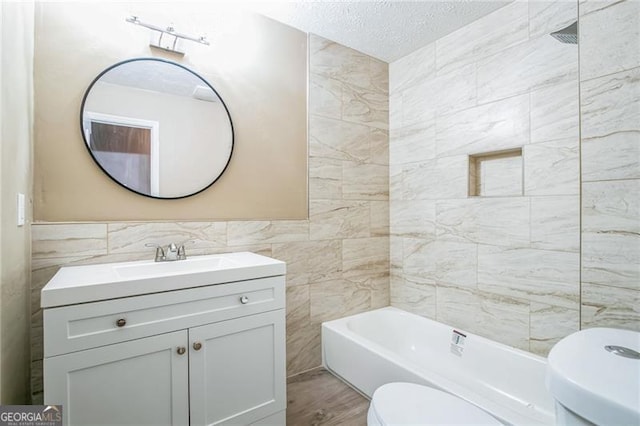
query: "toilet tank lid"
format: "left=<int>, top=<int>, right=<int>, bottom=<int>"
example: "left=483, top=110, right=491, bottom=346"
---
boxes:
left=370, top=382, right=502, bottom=425
left=546, top=327, right=640, bottom=425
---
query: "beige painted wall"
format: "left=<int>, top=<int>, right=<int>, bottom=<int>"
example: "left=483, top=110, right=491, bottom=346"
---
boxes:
left=1, top=0, right=34, bottom=403
left=34, top=2, right=307, bottom=221
left=30, top=34, right=389, bottom=404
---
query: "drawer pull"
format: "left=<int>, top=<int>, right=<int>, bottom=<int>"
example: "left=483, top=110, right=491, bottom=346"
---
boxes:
left=240, top=296, right=249, bottom=304
left=116, top=318, right=127, bottom=327
left=177, top=346, right=186, bottom=355
left=193, top=341, right=202, bottom=351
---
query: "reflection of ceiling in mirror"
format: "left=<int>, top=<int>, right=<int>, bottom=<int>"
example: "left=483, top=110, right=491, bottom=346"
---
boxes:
left=100, top=60, right=218, bottom=101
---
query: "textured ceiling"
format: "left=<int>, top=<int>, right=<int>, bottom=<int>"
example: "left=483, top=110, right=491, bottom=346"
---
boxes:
left=243, top=1, right=512, bottom=63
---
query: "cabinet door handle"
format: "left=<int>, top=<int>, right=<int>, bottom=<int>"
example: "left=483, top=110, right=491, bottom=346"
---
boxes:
left=177, top=346, right=186, bottom=355
left=240, top=295, right=249, bottom=304
left=116, top=318, right=126, bottom=327
left=193, top=341, right=202, bottom=351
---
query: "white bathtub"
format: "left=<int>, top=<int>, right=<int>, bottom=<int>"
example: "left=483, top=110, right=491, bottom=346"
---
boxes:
left=322, top=307, right=555, bottom=425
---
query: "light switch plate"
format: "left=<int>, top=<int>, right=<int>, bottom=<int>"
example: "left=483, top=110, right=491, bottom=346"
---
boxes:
left=17, top=193, right=25, bottom=226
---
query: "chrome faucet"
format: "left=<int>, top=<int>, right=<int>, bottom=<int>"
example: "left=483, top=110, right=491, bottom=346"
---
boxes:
left=145, top=241, right=192, bottom=262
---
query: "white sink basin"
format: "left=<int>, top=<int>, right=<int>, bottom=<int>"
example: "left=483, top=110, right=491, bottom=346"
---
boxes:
left=41, top=252, right=286, bottom=308
left=114, top=256, right=239, bottom=279
left=546, top=327, right=640, bottom=425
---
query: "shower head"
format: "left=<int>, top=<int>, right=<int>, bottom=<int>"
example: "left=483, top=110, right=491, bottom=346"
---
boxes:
left=550, top=21, right=578, bottom=44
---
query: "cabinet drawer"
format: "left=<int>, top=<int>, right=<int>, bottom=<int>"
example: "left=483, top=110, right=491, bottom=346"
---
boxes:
left=44, top=276, right=284, bottom=357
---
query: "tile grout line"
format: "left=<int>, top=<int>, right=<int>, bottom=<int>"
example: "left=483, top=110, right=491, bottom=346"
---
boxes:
left=577, top=0, right=583, bottom=330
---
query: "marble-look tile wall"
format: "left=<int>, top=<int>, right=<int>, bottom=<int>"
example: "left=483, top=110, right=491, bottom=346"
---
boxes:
left=389, top=0, right=581, bottom=355
left=29, top=34, right=389, bottom=403
left=579, top=0, right=640, bottom=330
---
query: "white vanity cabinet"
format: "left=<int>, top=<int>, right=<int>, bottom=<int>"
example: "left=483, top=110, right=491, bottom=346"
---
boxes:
left=45, top=330, right=190, bottom=425
left=41, top=252, right=286, bottom=426
left=189, top=311, right=285, bottom=426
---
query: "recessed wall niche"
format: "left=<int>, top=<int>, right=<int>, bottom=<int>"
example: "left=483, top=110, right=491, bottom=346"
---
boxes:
left=469, top=148, right=523, bottom=197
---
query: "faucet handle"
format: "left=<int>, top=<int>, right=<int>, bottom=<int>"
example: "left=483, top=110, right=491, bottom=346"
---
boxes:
left=145, top=243, right=165, bottom=262
left=176, top=240, right=194, bottom=260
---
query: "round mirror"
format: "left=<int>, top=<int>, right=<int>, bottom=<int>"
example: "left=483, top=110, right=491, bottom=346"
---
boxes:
left=81, top=58, right=233, bottom=199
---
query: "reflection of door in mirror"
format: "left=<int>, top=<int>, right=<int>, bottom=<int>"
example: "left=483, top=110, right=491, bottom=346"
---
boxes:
left=83, top=113, right=160, bottom=196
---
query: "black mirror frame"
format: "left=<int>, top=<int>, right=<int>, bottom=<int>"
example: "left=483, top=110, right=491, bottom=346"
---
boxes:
left=79, top=57, right=234, bottom=200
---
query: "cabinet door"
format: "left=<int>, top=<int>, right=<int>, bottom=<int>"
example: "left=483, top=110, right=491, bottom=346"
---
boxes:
left=189, top=310, right=286, bottom=426
left=44, top=330, right=189, bottom=426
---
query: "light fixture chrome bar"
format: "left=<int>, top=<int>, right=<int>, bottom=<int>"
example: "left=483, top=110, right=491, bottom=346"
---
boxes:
left=126, top=16, right=209, bottom=46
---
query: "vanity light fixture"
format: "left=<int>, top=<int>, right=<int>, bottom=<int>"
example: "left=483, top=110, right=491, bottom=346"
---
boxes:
left=126, top=16, right=209, bottom=55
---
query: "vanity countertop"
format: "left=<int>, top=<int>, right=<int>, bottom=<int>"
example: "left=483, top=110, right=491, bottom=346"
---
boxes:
left=41, top=251, right=286, bottom=308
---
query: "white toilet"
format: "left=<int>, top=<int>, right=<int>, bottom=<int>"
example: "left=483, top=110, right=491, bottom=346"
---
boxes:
left=367, top=382, right=502, bottom=425
left=546, top=327, right=640, bottom=425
